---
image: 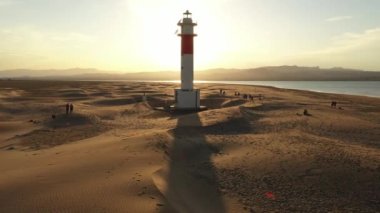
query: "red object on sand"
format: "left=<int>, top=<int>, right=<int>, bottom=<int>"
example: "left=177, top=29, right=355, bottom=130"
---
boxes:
left=265, top=192, right=276, bottom=200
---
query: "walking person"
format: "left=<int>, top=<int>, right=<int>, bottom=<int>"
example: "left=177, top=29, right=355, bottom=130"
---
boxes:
left=69, top=103, right=74, bottom=114
left=65, top=103, right=69, bottom=115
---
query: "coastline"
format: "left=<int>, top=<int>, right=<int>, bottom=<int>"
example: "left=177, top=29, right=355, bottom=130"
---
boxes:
left=3, top=79, right=378, bottom=98
left=161, top=80, right=380, bottom=98
left=75, top=80, right=380, bottom=98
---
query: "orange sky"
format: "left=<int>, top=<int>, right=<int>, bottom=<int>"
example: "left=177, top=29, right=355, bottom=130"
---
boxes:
left=0, top=0, right=379, bottom=72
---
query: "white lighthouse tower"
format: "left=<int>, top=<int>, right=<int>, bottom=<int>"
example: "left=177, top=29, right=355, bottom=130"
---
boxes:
left=174, top=10, right=200, bottom=110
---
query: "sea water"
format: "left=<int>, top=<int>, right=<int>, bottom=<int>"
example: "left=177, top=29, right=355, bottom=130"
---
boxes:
left=151, top=81, right=380, bottom=98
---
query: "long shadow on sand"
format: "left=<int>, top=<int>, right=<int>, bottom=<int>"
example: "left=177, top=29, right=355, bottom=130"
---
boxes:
left=154, top=112, right=226, bottom=213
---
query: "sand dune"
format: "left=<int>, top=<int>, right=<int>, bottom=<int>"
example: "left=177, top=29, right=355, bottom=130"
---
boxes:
left=0, top=80, right=379, bottom=212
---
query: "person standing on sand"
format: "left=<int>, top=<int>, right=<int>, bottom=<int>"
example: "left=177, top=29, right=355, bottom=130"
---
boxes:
left=65, top=103, right=69, bottom=115
left=70, top=103, right=74, bottom=114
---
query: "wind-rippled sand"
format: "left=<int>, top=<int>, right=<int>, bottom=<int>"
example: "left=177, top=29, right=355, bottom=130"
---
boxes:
left=0, top=80, right=379, bottom=212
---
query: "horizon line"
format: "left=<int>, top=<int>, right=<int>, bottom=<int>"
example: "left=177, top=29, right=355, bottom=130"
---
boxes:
left=1, top=65, right=379, bottom=73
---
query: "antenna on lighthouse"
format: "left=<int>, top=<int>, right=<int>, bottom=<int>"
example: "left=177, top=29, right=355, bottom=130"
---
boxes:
left=184, top=10, right=191, bottom=18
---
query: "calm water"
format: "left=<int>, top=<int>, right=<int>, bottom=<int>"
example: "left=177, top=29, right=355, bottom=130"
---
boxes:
left=148, top=81, right=380, bottom=98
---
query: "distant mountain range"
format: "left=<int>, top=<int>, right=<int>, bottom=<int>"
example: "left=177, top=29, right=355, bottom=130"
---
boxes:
left=1, top=66, right=380, bottom=81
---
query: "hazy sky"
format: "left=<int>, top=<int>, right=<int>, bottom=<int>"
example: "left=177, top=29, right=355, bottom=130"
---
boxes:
left=0, top=0, right=379, bottom=72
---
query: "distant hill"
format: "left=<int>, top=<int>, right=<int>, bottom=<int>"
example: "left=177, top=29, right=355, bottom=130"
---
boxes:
left=197, top=66, right=380, bottom=81
left=0, top=68, right=103, bottom=78
left=1, top=66, right=380, bottom=81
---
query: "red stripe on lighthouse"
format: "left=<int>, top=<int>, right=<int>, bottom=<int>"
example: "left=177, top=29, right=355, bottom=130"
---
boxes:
left=181, top=35, right=193, bottom=55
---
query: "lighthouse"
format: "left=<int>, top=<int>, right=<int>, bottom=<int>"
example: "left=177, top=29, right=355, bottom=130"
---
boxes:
left=174, top=10, right=200, bottom=109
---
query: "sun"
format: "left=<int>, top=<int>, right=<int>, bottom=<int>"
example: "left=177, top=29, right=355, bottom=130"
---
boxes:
left=115, top=0, right=229, bottom=71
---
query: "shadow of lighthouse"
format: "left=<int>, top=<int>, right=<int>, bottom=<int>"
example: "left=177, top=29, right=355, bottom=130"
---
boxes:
left=154, top=112, right=226, bottom=213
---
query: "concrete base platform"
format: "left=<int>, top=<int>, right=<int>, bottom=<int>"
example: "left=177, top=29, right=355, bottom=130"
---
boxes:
left=170, top=105, right=207, bottom=111
left=154, top=105, right=207, bottom=112
left=174, top=89, right=200, bottom=109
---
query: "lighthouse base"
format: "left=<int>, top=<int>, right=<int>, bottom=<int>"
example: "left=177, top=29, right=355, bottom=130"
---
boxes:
left=174, top=89, right=200, bottom=110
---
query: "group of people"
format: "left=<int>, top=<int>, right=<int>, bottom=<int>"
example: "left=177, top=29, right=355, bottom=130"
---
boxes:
left=220, top=89, right=264, bottom=102
left=242, top=94, right=255, bottom=101
left=65, top=103, right=74, bottom=114
left=330, top=101, right=343, bottom=110
left=237, top=91, right=263, bottom=101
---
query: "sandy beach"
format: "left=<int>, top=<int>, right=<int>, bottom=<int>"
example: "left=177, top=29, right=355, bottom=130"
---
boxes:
left=0, top=80, right=379, bottom=212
